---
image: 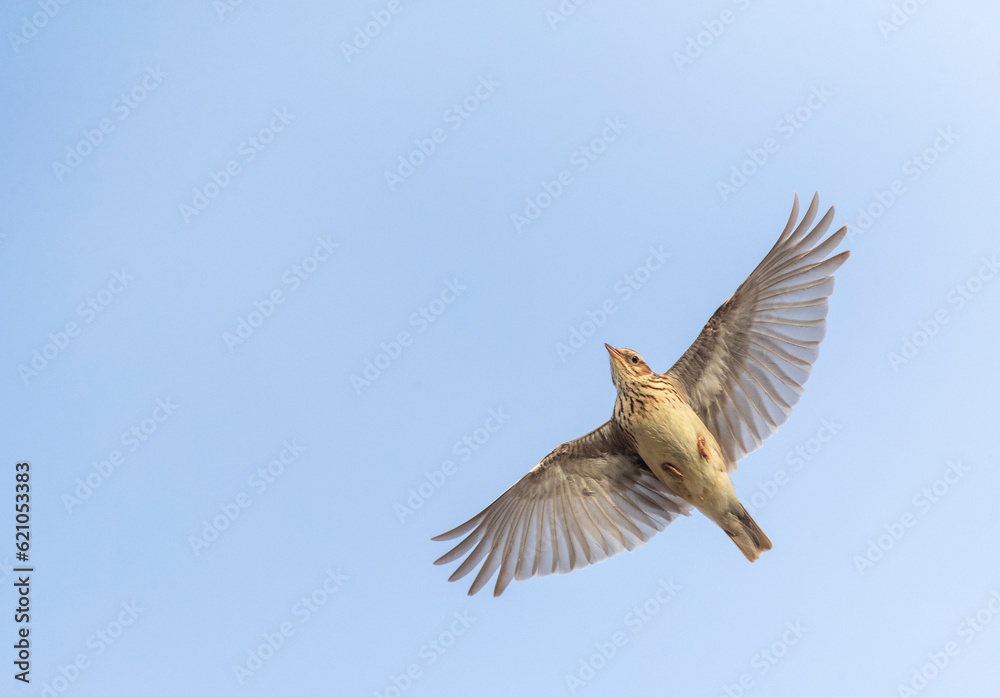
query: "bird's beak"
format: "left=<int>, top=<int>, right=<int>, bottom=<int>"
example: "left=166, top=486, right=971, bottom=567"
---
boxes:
left=604, top=343, right=621, bottom=360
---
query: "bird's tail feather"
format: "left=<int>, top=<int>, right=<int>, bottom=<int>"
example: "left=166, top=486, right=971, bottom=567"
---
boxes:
left=724, top=503, right=772, bottom=562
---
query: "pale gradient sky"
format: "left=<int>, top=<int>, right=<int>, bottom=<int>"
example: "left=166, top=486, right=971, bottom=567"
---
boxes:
left=2, top=2, right=1000, bottom=697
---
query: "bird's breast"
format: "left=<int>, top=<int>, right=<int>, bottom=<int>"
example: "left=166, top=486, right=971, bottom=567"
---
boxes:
left=629, top=398, right=726, bottom=504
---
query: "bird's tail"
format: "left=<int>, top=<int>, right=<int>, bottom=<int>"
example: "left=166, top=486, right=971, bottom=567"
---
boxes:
left=723, top=503, right=772, bottom=562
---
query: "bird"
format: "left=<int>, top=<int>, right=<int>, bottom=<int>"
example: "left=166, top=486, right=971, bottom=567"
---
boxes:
left=432, top=193, right=849, bottom=596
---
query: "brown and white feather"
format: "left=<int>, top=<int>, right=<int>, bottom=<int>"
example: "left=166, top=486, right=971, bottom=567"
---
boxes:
left=432, top=421, right=690, bottom=596
left=665, top=193, right=849, bottom=469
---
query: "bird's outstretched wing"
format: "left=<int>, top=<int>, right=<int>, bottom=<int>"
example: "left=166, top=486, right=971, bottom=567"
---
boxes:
left=665, top=193, right=849, bottom=470
left=432, top=421, right=689, bottom=597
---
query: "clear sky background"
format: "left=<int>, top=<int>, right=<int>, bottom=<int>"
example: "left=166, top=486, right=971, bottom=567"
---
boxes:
left=2, top=2, right=999, bottom=697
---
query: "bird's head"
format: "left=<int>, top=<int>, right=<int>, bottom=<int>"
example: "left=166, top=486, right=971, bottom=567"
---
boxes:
left=605, top=344, right=653, bottom=390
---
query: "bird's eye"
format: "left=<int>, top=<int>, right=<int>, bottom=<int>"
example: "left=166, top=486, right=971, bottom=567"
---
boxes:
left=631, top=356, right=639, bottom=364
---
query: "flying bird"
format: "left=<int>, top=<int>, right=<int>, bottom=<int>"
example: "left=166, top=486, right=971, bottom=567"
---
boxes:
left=433, top=193, right=849, bottom=596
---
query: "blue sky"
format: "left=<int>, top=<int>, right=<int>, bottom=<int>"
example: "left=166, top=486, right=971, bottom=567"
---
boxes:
left=2, top=1, right=1000, bottom=696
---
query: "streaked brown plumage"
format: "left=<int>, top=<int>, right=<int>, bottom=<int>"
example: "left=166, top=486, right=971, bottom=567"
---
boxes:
left=434, top=194, right=849, bottom=596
